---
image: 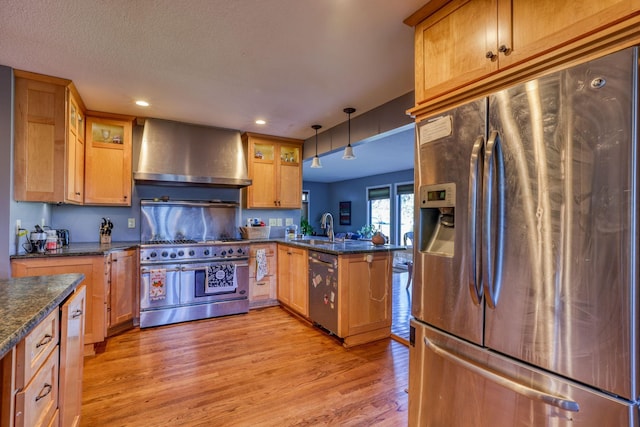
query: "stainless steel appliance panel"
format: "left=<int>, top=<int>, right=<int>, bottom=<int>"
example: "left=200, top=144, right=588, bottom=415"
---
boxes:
left=308, top=251, right=339, bottom=335
left=140, top=265, right=181, bottom=310
left=180, top=261, right=249, bottom=304
left=409, top=320, right=637, bottom=427
left=485, top=47, right=638, bottom=400
left=413, top=97, right=487, bottom=345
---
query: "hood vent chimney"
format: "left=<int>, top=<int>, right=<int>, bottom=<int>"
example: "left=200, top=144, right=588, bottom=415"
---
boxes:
left=134, top=118, right=252, bottom=188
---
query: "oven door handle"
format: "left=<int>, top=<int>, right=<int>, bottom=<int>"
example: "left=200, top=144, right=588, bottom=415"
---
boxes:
left=180, top=262, right=249, bottom=272
left=140, top=266, right=181, bottom=273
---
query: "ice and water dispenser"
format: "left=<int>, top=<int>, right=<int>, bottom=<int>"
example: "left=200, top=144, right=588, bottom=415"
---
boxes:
left=418, top=182, right=455, bottom=257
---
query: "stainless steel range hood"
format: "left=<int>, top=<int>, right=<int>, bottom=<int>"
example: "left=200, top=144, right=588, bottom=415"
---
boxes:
left=134, top=118, right=252, bottom=188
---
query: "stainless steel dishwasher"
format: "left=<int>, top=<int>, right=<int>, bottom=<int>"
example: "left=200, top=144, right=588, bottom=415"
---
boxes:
left=308, top=251, right=339, bottom=335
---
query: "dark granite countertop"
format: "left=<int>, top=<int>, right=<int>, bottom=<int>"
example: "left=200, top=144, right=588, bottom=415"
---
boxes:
left=0, top=273, right=85, bottom=359
left=273, top=237, right=406, bottom=255
left=10, top=241, right=140, bottom=260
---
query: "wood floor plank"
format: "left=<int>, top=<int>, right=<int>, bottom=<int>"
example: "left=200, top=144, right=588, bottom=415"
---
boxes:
left=81, top=307, right=409, bottom=426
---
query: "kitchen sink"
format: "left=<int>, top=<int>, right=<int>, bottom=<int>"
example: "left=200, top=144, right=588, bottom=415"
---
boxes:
left=293, top=239, right=356, bottom=246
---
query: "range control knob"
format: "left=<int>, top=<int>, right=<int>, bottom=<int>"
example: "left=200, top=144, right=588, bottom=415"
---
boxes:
left=150, top=252, right=157, bottom=258
left=221, top=251, right=227, bottom=256
left=228, top=248, right=234, bottom=254
left=161, top=251, right=168, bottom=258
left=170, top=253, right=177, bottom=259
left=189, top=250, right=195, bottom=256
left=236, top=248, right=243, bottom=254
left=178, top=250, right=184, bottom=257
left=204, top=249, right=210, bottom=256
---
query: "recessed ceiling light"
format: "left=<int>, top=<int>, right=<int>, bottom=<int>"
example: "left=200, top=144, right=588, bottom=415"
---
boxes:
left=255, top=119, right=266, bottom=125
left=135, top=100, right=150, bottom=107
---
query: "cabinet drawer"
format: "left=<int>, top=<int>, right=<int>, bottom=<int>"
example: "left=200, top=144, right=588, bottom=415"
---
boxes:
left=251, top=277, right=275, bottom=299
left=15, top=346, right=59, bottom=427
left=16, top=310, right=59, bottom=389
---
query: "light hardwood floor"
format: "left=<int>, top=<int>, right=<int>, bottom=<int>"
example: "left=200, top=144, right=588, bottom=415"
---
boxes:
left=81, top=306, right=409, bottom=426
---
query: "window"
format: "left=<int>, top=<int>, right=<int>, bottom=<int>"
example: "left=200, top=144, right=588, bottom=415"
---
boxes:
left=396, top=183, right=414, bottom=245
left=367, top=186, right=391, bottom=238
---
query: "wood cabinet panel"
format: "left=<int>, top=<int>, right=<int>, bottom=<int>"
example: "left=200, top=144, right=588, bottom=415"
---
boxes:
left=15, top=311, right=58, bottom=391
left=11, top=256, right=107, bottom=350
left=248, top=244, right=277, bottom=308
left=14, top=346, right=58, bottom=427
left=502, top=0, right=639, bottom=67
left=13, top=74, right=67, bottom=202
left=107, top=248, right=137, bottom=334
left=84, top=115, right=133, bottom=206
left=415, top=0, right=497, bottom=103
left=59, top=285, right=85, bottom=427
left=337, top=252, right=392, bottom=347
left=65, top=92, right=84, bottom=204
left=277, top=244, right=308, bottom=316
left=411, top=0, right=640, bottom=107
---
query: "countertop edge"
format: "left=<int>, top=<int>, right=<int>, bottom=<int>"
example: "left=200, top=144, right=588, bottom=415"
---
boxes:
left=0, top=273, right=85, bottom=359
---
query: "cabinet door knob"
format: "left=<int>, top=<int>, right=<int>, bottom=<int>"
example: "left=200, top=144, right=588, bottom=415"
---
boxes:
left=498, top=44, right=511, bottom=54
left=76, top=192, right=81, bottom=195
left=485, top=51, right=497, bottom=60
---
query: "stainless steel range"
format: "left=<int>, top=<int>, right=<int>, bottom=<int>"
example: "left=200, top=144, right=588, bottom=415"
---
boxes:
left=138, top=200, right=249, bottom=328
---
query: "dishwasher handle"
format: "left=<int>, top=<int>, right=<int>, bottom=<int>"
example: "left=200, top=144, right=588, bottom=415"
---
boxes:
left=309, top=257, right=334, bottom=267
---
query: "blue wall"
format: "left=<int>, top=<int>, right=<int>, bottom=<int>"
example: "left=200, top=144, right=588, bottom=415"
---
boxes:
left=304, top=168, right=413, bottom=243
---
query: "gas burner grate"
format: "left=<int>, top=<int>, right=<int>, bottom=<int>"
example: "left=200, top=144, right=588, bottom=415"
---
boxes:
left=144, top=239, right=198, bottom=245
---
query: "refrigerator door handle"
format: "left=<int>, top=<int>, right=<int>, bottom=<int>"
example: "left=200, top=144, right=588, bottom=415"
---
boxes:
left=468, top=135, right=484, bottom=305
left=482, top=130, right=505, bottom=308
left=424, top=336, right=580, bottom=412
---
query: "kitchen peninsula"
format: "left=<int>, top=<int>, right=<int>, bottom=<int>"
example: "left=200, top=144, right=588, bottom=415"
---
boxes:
left=278, top=238, right=405, bottom=348
left=0, top=273, right=86, bottom=427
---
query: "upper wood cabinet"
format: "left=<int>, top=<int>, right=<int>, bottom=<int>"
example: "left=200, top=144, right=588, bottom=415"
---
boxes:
left=243, top=133, right=303, bottom=209
left=66, top=90, right=85, bottom=204
left=13, top=71, right=84, bottom=204
left=411, top=0, right=640, bottom=106
left=84, top=114, right=133, bottom=206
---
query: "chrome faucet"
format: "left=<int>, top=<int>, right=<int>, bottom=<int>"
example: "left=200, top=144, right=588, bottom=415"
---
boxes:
left=321, top=212, right=334, bottom=242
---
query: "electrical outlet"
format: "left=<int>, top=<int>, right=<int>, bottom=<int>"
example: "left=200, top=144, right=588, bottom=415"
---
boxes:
left=285, top=218, right=293, bottom=226
left=41, top=218, right=45, bottom=227
left=268, top=218, right=277, bottom=226
left=128, top=218, right=136, bottom=228
left=276, top=218, right=283, bottom=226
left=16, top=219, right=21, bottom=230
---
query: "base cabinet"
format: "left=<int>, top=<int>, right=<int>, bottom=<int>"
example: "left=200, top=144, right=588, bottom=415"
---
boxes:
left=337, top=252, right=393, bottom=348
left=106, top=248, right=138, bottom=335
left=248, top=244, right=278, bottom=308
left=277, top=245, right=308, bottom=317
left=59, top=285, right=86, bottom=427
left=5, top=285, right=86, bottom=427
left=12, top=256, right=106, bottom=354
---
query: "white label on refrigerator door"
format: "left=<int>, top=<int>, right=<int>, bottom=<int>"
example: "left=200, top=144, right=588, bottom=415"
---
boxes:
left=420, top=115, right=452, bottom=144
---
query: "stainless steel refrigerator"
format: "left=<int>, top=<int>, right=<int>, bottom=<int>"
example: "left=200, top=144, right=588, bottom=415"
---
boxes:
left=409, top=47, right=640, bottom=426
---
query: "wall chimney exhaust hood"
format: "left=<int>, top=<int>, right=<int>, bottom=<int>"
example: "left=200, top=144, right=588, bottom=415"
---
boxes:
left=134, top=118, right=252, bottom=188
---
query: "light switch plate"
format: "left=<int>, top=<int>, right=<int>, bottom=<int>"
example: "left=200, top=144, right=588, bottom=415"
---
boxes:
left=285, top=218, right=293, bottom=226
left=269, top=218, right=277, bottom=226
left=128, top=218, right=136, bottom=228
left=276, top=218, right=283, bottom=226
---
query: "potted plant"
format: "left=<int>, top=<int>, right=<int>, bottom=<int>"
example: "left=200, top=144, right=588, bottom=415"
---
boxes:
left=358, top=224, right=375, bottom=239
left=300, top=218, right=313, bottom=236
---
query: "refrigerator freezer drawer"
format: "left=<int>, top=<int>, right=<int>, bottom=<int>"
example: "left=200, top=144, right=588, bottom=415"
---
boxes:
left=409, top=320, right=637, bottom=427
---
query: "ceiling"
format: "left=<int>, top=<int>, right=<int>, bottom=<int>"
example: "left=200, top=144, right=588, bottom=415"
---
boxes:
left=0, top=0, right=424, bottom=181
left=302, top=124, right=415, bottom=183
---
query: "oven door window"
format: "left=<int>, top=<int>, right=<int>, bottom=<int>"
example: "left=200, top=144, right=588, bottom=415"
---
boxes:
left=195, top=263, right=238, bottom=297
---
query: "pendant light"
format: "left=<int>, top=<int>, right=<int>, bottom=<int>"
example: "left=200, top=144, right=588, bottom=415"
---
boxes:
left=310, top=124, right=322, bottom=168
left=342, top=107, right=356, bottom=160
